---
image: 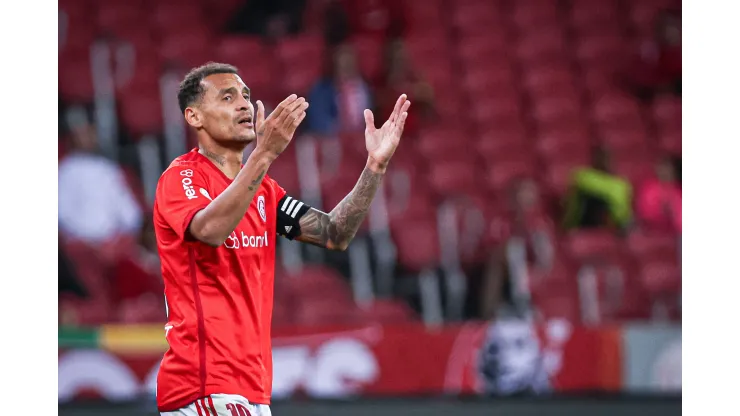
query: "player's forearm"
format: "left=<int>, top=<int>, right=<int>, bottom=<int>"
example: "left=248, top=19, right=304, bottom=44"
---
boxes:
left=323, top=162, right=384, bottom=250
left=189, top=151, right=274, bottom=247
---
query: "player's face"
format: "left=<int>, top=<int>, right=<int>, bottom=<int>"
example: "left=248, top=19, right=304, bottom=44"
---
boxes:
left=199, top=73, right=256, bottom=144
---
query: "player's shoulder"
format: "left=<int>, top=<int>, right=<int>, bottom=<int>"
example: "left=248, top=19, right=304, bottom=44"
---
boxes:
left=160, top=149, right=209, bottom=180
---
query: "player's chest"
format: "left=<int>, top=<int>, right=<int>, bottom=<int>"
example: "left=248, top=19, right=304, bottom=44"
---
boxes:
left=207, top=182, right=274, bottom=252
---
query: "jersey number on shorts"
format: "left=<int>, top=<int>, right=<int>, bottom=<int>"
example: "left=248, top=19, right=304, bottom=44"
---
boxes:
left=226, top=403, right=252, bottom=416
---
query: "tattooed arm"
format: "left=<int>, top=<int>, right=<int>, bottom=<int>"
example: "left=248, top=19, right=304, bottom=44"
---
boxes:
left=295, top=93, right=411, bottom=251
left=296, top=165, right=384, bottom=251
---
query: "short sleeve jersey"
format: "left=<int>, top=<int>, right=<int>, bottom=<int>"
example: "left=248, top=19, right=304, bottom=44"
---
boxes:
left=153, top=149, right=296, bottom=411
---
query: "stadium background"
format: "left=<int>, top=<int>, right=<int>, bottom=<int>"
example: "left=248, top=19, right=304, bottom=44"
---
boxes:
left=57, top=0, right=682, bottom=414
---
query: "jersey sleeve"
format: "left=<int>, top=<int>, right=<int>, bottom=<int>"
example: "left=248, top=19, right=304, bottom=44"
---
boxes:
left=155, top=165, right=211, bottom=240
left=265, top=176, right=312, bottom=240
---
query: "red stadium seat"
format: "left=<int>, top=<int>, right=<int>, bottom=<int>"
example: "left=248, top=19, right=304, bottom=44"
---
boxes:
left=392, top=217, right=440, bottom=272
left=150, top=3, right=204, bottom=35
left=357, top=299, right=417, bottom=323
left=510, top=0, right=559, bottom=29
left=450, top=1, right=501, bottom=32
left=159, top=30, right=215, bottom=69
left=457, top=32, right=509, bottom=63
left=575, top=35, right=628, bottom=68
left=215, top=36, right=266, bottom=65
left=483, top=160, right=534, bottom=193
left=651, top=94, right=682, bottom=131
left=640, top=261, right=681, bottom=295
left=657, top=127, right=682, bottom=155
left=118, top=89, right=164, bottom=137
left=627, top=231, right=680, bottom=264
left=521, top=64, right=576, bottom=94
left=563, top=230, right=622, bottom=264
left=531, top=94, right=584, bottom=129
left=427, top=160, right=478, bottom=196
left=568, top=0, right=620, bottom=31
left=59, top=3, right=96, bottom=52
left=591, top=91, right=644, bottom=126
left=515, top=26, right=567, bottom=63
left=59, top=50, right=95, bottom=104
left=597, top=124, right=650, bottom=155
left=351, top=35, right=385, bottom=81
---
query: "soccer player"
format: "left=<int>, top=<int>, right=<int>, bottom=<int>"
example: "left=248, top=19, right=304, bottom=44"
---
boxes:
left=154, top=62, right=410, bottom=416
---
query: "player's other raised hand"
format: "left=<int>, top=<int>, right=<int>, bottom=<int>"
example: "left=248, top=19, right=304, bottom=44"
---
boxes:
left=364, top=94, right=411, bottom=172
left=254, top=94, right=309, bottom=158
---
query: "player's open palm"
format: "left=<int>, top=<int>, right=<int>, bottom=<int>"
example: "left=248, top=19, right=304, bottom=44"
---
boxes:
left=364, top=94, right=411, bottom=168
left=254, top=94, right=309, bottom=157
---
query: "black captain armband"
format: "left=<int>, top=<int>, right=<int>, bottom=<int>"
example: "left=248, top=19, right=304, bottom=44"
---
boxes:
left=276, top=195, right=312, bottom=240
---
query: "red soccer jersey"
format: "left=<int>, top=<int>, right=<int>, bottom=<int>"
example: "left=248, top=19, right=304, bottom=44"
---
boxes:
left=153, top=149, right=286, bottom=411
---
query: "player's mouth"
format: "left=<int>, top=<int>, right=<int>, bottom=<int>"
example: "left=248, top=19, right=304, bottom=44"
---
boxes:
left=237, top=116, right=254, bottom=129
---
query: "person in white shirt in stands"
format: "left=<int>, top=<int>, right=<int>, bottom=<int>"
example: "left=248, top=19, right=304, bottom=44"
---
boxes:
left=58, top=117, right=143, bottom=244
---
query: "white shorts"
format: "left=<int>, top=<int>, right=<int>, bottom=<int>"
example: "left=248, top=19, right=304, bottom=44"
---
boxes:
left=160, top=394, right=272, bottom=416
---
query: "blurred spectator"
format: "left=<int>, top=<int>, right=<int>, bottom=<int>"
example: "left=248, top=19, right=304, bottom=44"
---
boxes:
left=344, top=0, right=405, bottom=40
left=562, top=148, right=633, bottom=230
left=58, top=121, right=143, bottom=245
left=307, top=44, right=373, bottom=136
left=323, top=0, right=352, bottom=46
left=624, top=10, right=682, bottom=101
left=59, top=243, right=87, bottom=298
left=226, top=0, right=307, bottom=39
left=480, top=179, right=555, bottom=320
left=636, top=157, right=682, bottom=233
left=374, top=39, right=435, bottom=137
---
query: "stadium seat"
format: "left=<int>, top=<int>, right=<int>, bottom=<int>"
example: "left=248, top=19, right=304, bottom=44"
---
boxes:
left=531, top=94, right=584, bottom=129
left=627, top=231, right=679, bottom=264
left=515, top=26, right=567, bottom=63
left=59, top=3, right=96, bottom=52
left=351, top=35, right=385, bottom=81
left=159, top=30, right=215, bottom=69
left=591, top=91, right=644, bottom=126
left=651, top=94, right=682, bottom=131
left=392, top=217, right=440, bottom=272
left=450, top=1, right=501, bottom=32
left=640, top=261, right=681, bottom=295
left=216, top=36, right=266, bottom=65
left=150, top=3, right=205, bottom=36
left=457, top=32, right=509, bottom=63
left=59, top=50, right=95, bottom=104
left=483, top=160, right=534, bottom=193
left=357, top=299, right=417, bottom=323
left=510, top=0, right=560, bottom=29
left=427, top=160, right=478, bottom=197
left=568, top=0, right=620, bottom=31
left=563, top=230, right=623, bottom=264
left=117, top=81, right=164, bottom=137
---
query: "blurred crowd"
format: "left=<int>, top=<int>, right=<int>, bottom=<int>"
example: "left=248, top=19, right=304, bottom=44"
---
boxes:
left=59, top=0, right=681, bottom=327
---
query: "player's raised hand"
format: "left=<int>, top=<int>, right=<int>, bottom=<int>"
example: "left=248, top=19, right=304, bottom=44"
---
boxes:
left=254, top=94, right=309, bottom=158
left=364, top=94, right=411, bottom=171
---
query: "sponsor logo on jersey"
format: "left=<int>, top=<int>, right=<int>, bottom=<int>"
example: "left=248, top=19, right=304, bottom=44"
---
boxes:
left=224, top=231, right=269, bottom=249
left=180, top=169, right=197, bottom=200
left=257, top=195, right=267, bottom=222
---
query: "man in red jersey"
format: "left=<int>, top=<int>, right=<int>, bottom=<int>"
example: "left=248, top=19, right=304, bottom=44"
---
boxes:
left=154, top=62, right=410, bottom=416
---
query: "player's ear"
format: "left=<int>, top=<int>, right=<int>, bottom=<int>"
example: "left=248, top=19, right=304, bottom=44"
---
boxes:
left=184, top=107, right=203, bottom=128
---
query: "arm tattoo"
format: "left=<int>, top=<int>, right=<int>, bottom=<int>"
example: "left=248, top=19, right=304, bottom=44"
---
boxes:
left=297, top=167, right=383, bottom=250
left=247, top=170, right=266, bottom=192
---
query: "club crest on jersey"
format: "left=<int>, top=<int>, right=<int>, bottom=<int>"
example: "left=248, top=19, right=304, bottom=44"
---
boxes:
left=257, top=195, right=267, bottom=222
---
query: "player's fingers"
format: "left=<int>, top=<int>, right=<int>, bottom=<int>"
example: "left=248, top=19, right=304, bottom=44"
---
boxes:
left=255, top=100, right=265, bottom=126
left=364, top=109, right=376, bottom=132
left=282, top=97, right=306, bottom=120
left=400, top=99, right=411, bottom=115
left=283, top=101, right=309, bottom=128
left=293, top=111, right=307, bottom=127
left=389, top=94, right=407, bottom=123
left=271, top=94, right=297, bottom=120
left=395, top=112, right=409, bottom=137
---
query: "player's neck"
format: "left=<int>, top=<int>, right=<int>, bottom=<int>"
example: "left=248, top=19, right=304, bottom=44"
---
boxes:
left=198, top=143, right=245, bottom=180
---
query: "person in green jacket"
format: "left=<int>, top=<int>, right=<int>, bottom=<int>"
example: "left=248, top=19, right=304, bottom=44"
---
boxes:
left=563, top=147, right=633, bottom=230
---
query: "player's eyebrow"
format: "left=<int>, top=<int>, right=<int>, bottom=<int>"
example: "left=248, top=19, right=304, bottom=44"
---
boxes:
left=217, top=87, right=239, bottom=97
left=217, top=86, right=251, bottom=97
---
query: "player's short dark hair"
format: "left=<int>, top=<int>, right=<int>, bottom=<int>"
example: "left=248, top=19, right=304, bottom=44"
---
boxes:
left=178, top=62, right=239, bottom=114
